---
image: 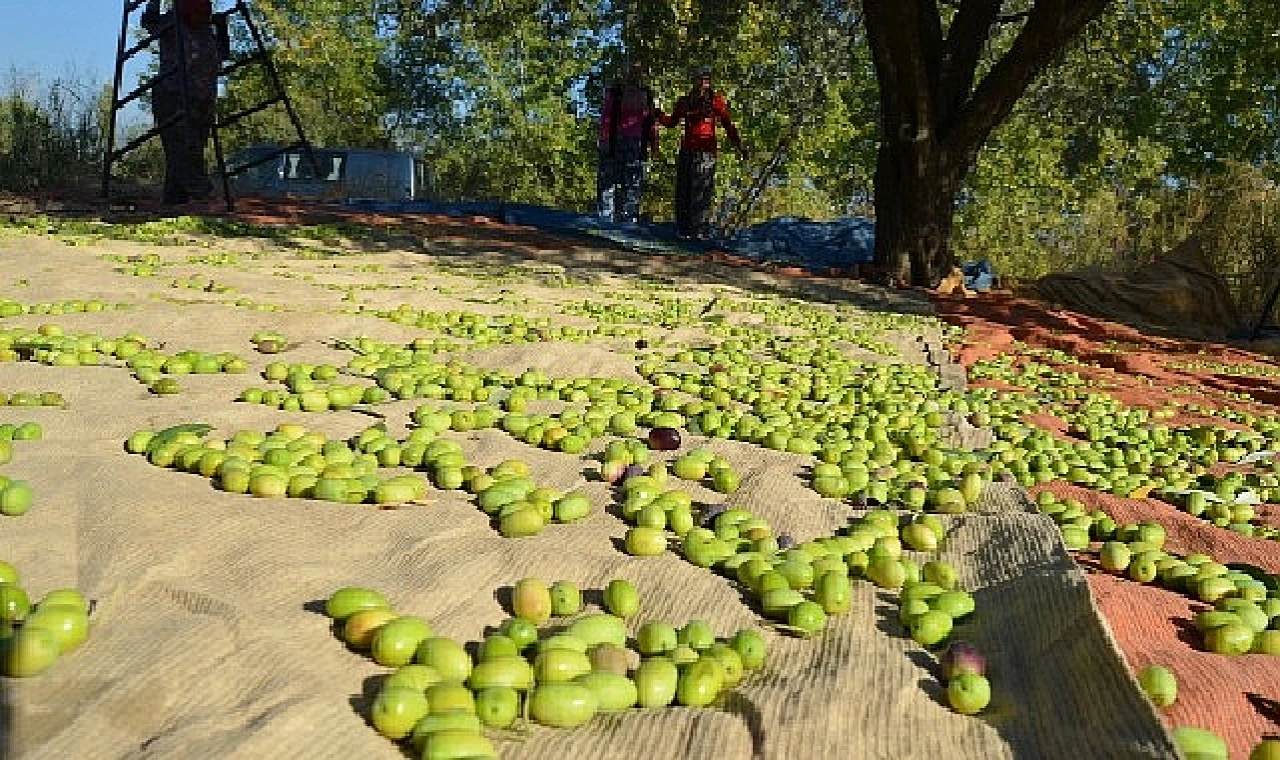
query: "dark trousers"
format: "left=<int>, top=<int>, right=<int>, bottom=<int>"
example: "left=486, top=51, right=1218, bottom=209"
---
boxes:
left=675, top=148, right=718, bottom=238
left=153, top=86, right=215, bottom=203
left=597, top=138, right=647, bottom=223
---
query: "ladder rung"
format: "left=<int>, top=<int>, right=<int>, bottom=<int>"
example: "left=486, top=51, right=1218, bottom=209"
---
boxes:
left=122, top=31, right=163, bottom=61
left=123, top=16, right=177, bottom=60
left=224, top=141, right=307, bottom=177
left=110, top=113, right=187, bottom=159
left=114, top=83, right=151, bottom=111
left=216, top=96, right=284, bottom=127
left=218, top=54, right=264, bottom=79
left=114, top=67, right=182, bottom=110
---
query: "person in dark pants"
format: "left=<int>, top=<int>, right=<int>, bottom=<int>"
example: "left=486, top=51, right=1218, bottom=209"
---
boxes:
left=143, top=0, right=221, bottom=205
left=659, top=66, right=747, bottom=239
left=597, top=60, right=661, bottom=224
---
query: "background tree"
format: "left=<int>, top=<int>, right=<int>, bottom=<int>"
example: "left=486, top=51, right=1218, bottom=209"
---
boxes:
left=220, top=0, right=394, bottom=149
left=0, top=70, right=109, bottom=194
left=953, top=0, right=1280, bottom=287
left=953, top=3, right=1172, bottom=277
left=8, top=0, right=1280, bottom=298
left=386, top=0, right=618, bottom=206
left=382, top=0, right=875, bottom=217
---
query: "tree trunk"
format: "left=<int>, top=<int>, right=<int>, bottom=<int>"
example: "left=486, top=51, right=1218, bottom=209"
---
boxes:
left=873, top=132, right=963, bottom=287
left=864, top=0, right=1114, bottom=286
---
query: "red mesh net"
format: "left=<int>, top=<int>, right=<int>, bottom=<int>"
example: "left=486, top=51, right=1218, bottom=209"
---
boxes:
left=939, top=290, right=1280, bottom=758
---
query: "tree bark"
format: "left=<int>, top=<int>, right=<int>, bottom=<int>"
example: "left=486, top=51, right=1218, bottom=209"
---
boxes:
left=873, top=134, right=962, bottom=286
left=864, top=0, right=1112, bottom=287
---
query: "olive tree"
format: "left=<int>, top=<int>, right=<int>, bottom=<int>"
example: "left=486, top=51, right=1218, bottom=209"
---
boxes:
left=864, top=0, right=1112, bottom=285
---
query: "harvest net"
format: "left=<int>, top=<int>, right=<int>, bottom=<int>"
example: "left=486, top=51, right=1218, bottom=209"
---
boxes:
left=0, top=203, right=1270, bottom=758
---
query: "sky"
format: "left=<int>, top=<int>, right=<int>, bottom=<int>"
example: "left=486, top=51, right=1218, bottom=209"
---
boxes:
left=0, top=0, right=156, bottom=126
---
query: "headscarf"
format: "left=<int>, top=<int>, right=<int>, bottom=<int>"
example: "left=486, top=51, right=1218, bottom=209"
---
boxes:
left=686, top=67, right=715, bottom=114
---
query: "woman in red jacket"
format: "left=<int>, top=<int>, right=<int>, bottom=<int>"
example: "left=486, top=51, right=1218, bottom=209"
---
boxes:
left=659, top=66, right=747, bottom=239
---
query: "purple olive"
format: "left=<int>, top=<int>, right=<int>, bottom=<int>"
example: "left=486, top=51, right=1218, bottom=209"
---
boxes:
left=700, top=504, right=728, bottom=525
left=601, top=460, right=628, bottom=484
left=623, top=465, right=647, bottom=481
left=635, top=339, right=649, bottom=350
left=648, top=427, right=682, bottom=451
left=941, top=641, right=987, bottom=681
left=776, top=534, right=795, bottom=550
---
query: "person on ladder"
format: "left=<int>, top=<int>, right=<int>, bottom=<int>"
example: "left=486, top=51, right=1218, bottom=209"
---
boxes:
left=142, top=0, right=221, bottom=205
left=596, top=59, right=661, bottom=225
left=658, top=66, right=748, bottom=240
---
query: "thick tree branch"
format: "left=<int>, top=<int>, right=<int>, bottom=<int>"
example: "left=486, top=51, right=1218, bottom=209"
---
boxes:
left=938, top=0, right=1002, bottom=124
left=939, top=0, right=1031, bottom=23
left=917, top=1, right=945, bottom=104
left=941, top=0, right=1111, bottom=165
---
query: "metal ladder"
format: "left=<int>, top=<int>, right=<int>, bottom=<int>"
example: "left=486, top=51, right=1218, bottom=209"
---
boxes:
left=102, top=0, right=316, bottom=211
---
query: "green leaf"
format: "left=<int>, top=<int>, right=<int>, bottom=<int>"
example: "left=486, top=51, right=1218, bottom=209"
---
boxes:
left=145, top=424, right=214, bottom=455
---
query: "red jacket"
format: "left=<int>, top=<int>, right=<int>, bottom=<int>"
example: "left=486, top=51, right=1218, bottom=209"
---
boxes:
left=660, top=93, right=742, bottom=154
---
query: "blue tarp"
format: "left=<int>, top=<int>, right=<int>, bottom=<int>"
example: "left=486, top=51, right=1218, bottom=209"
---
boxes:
left=341, top=199, right=877, bottom=270
left=728, top=215, right=876, bottom=269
